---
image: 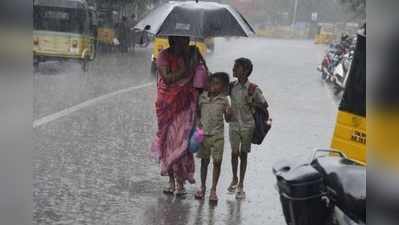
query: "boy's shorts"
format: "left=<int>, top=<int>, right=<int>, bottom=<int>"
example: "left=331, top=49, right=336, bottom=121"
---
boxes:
left=196, top=134, right=224, bottom=162
left=229, top=127, right=254, bottom=154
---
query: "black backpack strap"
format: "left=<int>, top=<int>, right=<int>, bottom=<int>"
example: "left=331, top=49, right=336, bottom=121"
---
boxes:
left=248, top=83, right=270, bottom=109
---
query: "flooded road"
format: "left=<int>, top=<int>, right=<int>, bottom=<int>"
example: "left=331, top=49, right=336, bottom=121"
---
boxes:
left=34, top=38, right=338, bottom=225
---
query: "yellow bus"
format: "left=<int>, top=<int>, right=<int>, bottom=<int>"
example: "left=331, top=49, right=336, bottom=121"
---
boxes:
left=330, top=31, right=366, bottom=164
left=33, top=0, right=96, bottom=71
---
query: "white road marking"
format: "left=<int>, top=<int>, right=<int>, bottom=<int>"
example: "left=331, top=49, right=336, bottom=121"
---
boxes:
left=33, top=82, right=154, bottom=128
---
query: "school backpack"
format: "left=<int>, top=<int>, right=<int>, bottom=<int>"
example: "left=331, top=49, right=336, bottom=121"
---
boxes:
left=229, top=82, right=272, bottom=145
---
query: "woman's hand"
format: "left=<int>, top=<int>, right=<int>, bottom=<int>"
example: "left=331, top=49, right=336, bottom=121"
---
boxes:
left=159, top=62, right=186, bottom=85
left=177, top=60, right=187, bottom=76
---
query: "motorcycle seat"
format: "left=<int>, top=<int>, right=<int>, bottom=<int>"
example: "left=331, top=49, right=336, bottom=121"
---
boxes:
left=312, top=156, right=366, bottom=224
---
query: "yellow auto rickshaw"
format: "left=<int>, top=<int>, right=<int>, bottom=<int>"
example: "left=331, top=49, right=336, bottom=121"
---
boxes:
left=96, top=9, right=117, bottom=48
left=151, top=36, right=208, bottom=74
left=331, top=31, right=366, bottom=164
left=33, top=0, right=96, bottom=71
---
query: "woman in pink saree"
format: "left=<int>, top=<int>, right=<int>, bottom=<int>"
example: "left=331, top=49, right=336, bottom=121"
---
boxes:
left=151, top=36, right=208, bottom=195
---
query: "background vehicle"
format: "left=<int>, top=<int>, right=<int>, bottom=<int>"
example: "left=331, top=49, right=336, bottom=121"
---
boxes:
left=33, top=0, right=97, bottom=71
left=319, top=44, right=342, bottom=81
left=314, top=23, right=336, bottom=45
left=96, top=8, right=117, bottom=51
left=318, top=37, right=356, bottom=92
left=333, top=50, right=353, bottom=90
left=330, top=32, right=366, bottom=164
left=150, top=36, right=208, bottom=74
left=274, top=31, right=366, bottom=225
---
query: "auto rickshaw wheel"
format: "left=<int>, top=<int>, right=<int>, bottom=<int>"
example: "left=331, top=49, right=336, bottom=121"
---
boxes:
left=33, top=61, right=39, bottom=72
left=81, top=57, right=89, bottom=72
left=90, top=40, right=97, bottom=61
left=151, top=60, right=157, bottom=75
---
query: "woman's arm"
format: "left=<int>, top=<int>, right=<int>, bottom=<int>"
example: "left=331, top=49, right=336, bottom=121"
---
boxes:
left=158, top=63, right=186, bottom=85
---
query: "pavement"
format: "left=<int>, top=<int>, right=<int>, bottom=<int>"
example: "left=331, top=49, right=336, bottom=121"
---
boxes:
left=34, top=38, right=338, bottom=225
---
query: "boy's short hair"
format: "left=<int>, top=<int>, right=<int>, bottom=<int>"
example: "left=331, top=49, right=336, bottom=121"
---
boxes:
left=210, top=72, right=230, bottom=88
left=235, top=57, right=253, bottom=77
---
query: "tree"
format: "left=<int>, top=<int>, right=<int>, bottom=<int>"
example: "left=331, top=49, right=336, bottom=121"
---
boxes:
left=338, top=0, right=365, bottom=20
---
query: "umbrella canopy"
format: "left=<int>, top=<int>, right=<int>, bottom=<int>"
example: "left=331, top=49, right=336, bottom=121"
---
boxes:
left=135, top=1, right=255, bottom=38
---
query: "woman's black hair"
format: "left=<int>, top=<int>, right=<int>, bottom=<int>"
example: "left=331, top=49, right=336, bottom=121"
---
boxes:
left=235, top=57, right=253, bottom=77
left=168, top=36, right=190, bottom=49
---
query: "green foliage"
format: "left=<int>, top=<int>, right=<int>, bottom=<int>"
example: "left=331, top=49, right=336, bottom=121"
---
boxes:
left=339, top=0, right=365, bottom=12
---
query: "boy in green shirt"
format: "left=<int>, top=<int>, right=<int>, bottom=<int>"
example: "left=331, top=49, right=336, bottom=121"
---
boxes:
left=228, top=58, right=267, bottom=199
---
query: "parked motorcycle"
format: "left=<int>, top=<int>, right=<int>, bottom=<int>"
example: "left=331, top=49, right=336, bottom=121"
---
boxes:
left=273, top=149, right=366, bottom=225
left=333, top=50, right=354, bottom=91
left=318, top=38, right=356, bottom=92
left=318, top=44, right=345, bottom=82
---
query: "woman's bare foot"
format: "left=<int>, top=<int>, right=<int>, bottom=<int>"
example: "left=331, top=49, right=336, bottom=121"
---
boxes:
left=209, top=190, right=218, bottom=203
left=175, top=182, right=186, bottom=197
left=163, top=182, right=175, bottom=195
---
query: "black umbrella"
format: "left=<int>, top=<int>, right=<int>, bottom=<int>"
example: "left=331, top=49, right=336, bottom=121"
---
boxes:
left=135, top=0, right=255, bottom=38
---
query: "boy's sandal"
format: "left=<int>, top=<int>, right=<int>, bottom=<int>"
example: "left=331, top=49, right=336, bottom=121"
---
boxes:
left=194, top=189, right=205, bottom=200
left=227, top=182, right=238, bottom=193
left=235, top=188, right=246, bottom=199
left=163, top=186, right=175, bottom=195
left=209, top=191, right=218, bottom=203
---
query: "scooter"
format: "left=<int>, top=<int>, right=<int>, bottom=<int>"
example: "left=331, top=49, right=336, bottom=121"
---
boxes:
left=273, top=149, right=366, bottom=225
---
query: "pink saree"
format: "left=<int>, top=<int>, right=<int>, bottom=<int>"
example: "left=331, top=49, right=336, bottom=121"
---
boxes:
left=151, top=49, right=206, bottom=184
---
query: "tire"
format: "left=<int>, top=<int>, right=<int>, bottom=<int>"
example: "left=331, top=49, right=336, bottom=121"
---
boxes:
left=334, top=86, right=343, bottom=95
left=326, top=214, right=339, bottom=225
left=33, top=61, right=39, bottom=72
left=329, top=75, right=335, bottom=83
left=81, top=58, right=89, bottom=72
left=151, top=60, right=157, bottom=75
left=90, top=40, right=97, bottom=61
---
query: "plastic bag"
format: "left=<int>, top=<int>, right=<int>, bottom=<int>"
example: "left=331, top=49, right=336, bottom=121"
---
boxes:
left=188, top=127, right=205, bottom=153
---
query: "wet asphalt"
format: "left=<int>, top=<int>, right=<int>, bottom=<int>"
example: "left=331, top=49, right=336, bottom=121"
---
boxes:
left=34, top=38, right=339, bottom=225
